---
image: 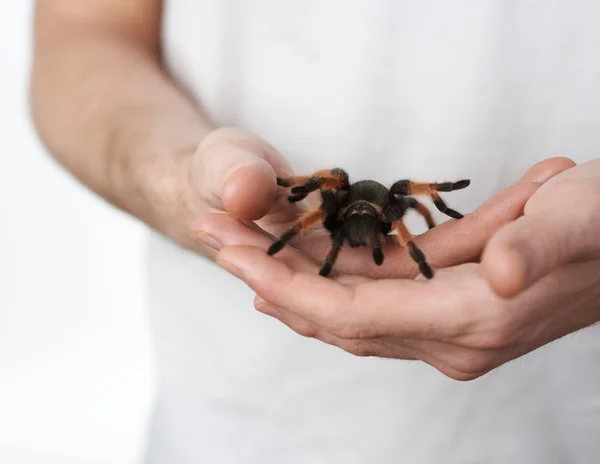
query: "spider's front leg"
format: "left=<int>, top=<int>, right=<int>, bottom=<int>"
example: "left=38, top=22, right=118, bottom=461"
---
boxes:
left=319, top=228, right=345, bottom=277
left=385, top=196, right=434, bottom=279
left=393, top=219, right=434, bottom=279
left=390, top=179, right=470, bottom=219
left=405, top=197, right=436, bottom=230
left=277, top=168, right=350, bottom=202
left=267, top=208, right=327, bottom=256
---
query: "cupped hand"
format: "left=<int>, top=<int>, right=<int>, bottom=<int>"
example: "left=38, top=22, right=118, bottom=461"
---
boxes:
left=193, top=158, right=573, bottom=279
left=206, top=158, right=600, bottom=382
left=483, top=158, right=600, bottom=297
left=215, top=248, right=600, bottom=382
left=180, top=127, right=300, bottom=256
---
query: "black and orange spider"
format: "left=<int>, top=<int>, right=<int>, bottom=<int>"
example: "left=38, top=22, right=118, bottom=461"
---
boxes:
left=268, top=168, right=470, bottom=279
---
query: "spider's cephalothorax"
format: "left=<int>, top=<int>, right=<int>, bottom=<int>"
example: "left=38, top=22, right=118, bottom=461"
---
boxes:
left=269, top=168, right=470, bottom=278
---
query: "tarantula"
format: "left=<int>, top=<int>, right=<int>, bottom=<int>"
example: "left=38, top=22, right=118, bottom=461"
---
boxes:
left=268, top=168, right=470, bottom=279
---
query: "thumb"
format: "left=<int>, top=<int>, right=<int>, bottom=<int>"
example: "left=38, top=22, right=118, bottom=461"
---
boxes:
left=482, top=207, right=595, bottom=297
left=192, top=127, right=292, bottom=220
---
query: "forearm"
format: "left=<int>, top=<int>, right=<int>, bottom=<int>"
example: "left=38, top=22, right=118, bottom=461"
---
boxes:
left=30, top=13, right=212, bottom=243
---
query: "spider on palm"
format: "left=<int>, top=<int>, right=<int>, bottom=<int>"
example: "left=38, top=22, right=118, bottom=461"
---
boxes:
left=268, top=168, right=470, bottom=279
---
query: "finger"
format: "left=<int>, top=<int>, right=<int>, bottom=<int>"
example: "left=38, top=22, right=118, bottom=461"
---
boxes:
left=258, top=293, right=496, bottom=377
left=399, top=337, right=498, bottom=380
left=519, top=157, right=575, bottom=184
left=192, top=127, right=293, bottom=220
left=198, top=217, right=379, bottom=348
left=196, top=214, right=369, bottom=288
left=193, top=210, right=353, bottom=273
left=252, top=259, right=499, bottom=380
left=402, top=157, right=577, bottom=272
left=192, top=213, right=322, bottom=273
left=294, top=157, right=576, bottom=278
left=216, top=246, right=465, bottom=340
left=482, top=207, right=600, bottom=297
left=203, top=156, right=574, bottom=278
left=200, top=166, right=542, bottom=280
left=254, top=296, right=417, bottom=359
left=203, top=172, right=540, bottom=282
left=216, top=245, right=371, bottom=328
left=378, top=337, right=492, bottom=381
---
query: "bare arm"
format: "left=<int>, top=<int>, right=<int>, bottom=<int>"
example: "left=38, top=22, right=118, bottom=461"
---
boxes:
left=30, top=0, right=219, bottom=247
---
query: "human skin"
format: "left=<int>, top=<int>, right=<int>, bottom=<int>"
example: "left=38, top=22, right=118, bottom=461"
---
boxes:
left=31, top=3, right=593, bottom=383
left=198, top=158, right=600, bottom=381
left=30, top=0, right=295, bottom=256
left=31, top=0, right=550, bottom=278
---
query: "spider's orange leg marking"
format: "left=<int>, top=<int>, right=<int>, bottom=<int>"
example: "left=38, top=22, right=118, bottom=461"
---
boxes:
left=391, top=179, right=469, bottom=220
left=267, top=208, right=327, bottom=256
left=277, top=168, right=349, bottom=203
left=393, top=219, right=433, bottom=279
left=276, top=176, right=310, bottom=187
left=412, top=199, right=436, bottom=229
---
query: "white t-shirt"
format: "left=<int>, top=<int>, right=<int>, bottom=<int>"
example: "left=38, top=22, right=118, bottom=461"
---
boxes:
left=145, top=2, right=600, bottom=463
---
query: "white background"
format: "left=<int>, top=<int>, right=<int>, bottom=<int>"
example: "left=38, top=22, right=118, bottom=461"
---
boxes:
left=0, top=2, right=156, bottom=463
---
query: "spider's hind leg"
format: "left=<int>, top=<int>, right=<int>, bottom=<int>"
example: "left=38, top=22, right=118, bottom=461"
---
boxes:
left=268, top=208, right=326, bottom=256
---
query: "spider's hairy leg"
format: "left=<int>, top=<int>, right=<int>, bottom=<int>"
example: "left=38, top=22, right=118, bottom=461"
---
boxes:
left=277, top=168, right=350, bottom=203
left=367, top=232, right=385, bottom=266
left=276, top=176, right=310, bottom=188
left=391, top=179, right=470, bottom=195
left=390, top=179, right=470, bottom=220
left=267, top=208, right=326, bottom=256
left=405, top=197, right=436, bottom=229
left=319, top=229, right=345, bottom=277
left=429, top=192, right=464, bottom=219
left=393, top=219, right=434, bottom=279
left=433, top=179, right=471, bottom=192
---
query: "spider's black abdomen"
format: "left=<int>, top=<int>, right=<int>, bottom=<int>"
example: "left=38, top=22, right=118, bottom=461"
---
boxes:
left=345, top=180, right=389, bottom=207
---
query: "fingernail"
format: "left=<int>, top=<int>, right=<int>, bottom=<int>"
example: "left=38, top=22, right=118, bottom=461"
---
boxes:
left=217, top=258, right=245, bottom=280
left=256, top=301, right=282, bottom=319
left=192, top=231, right=222, bottom=251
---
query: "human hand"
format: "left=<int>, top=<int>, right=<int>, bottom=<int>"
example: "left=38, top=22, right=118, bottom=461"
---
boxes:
left=193, top=158, right=573, bottom=279
left=166, top=127, right=299, bottom=256
left=483, top=158, right=600, bottom=297
left=208, top=158, right=598, bottom=381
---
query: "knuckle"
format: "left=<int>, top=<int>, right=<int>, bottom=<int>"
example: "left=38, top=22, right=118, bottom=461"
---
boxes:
left=448, top=352, right=495, bottom=377
left=447, top=370, right=484, bottom=382
left=345, top=341, right=377, bottom=358
left=329, top=322, right=361, bottom=340
left=278, top=310, right=319, bottom=339
left=328, top=319, right=373, bottom=340
left=293, top=323, right=319, bottom=339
